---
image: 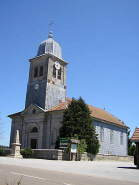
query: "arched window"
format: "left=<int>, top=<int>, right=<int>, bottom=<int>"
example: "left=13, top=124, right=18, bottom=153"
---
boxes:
left=51, top=128, right=57, bottom=144
left=110, top=130, right=114, bottom=143
left=58, top=67, right=61, bottom=80
left=30, top=127, right=38, bottom=133
left=34, top=67, right=38, bottom=78
left=53, top=65, right=56, bottom=78
left=100, top=127, right=104, bottom=141
left=39, top=66, right=43, bottom=76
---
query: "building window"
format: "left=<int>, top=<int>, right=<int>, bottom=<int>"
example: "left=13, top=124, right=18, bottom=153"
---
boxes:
left=110, top=130, right=114, bottom=143
left=58, top=67, right=61, bottom=80
left=39, top=66, right=43, bottom=76
left=30, top=127, right=38, bottom=133
left=53, top=65, right=56, bottom=78
left=120, top=132, right=123, bottom=145
left=34, top=67, right=38, bottom=78
left=100, top=127, right=104, bottom=141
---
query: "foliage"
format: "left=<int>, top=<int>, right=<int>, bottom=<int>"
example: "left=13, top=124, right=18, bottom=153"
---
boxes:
left=78, top=139, right=87, bottom=154
left=129, top=144, right=136, bottom=156
left=20, top=147, right=34, bottom=158
left=5, top=176, right=23, bottom=185
left=0, top=148, right=4, bottom=156
left=55, top=135, right=60, bottom=149
left=57, top=97, right=100, bottom=155
left=0, top=145, right=9, bottom=149
left=70, top=135, right=87, bottom=154
left=128, top=130, right=136, bottom=156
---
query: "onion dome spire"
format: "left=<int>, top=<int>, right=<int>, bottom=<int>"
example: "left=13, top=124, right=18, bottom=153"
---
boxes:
left=48, top=30, right=53, bottom=38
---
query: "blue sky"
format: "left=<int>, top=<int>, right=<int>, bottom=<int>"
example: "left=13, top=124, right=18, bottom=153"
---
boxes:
left=0, top=0, right=139, bottom=146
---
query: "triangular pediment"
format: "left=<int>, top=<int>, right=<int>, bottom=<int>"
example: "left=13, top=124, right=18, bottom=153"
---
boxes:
left=21, top=103, right=46, bottom=116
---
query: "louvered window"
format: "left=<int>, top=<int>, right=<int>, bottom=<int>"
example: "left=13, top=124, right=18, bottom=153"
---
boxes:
left=53, top=65, right=56, bottom=78
left=58, top=67, right=61, bottom=80
left=34, top=67, right=38, bottom=78
left=39, top=66, right=43, bottom=76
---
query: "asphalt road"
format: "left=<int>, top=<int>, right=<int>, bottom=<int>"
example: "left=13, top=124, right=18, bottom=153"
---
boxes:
left=0, top=157, right=139, bottom=185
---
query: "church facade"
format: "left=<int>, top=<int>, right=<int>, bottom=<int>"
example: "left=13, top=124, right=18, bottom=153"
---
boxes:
left=8, top=30, right=129, bottom=156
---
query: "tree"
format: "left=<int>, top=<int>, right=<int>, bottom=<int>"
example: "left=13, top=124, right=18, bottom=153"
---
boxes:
left=57, top=97, right=100, bottom=155
left=128, top=129, right=136, bottom=156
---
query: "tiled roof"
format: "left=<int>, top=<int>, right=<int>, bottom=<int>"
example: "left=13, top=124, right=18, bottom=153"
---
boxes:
left=130, top=127, right=139, bottom=142
left=47, top=98, right=128, bottom=129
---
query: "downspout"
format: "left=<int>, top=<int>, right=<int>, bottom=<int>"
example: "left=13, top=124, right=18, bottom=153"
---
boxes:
left=47, top=112, right=52, bottom=149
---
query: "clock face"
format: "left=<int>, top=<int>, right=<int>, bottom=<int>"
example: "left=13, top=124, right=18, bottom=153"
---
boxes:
left=35, top=84, right=39, bottom=89
left=55, top=61, right=60, bottom=70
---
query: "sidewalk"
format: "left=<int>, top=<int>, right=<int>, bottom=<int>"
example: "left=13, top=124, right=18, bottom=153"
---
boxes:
left=0, top=157, right=138, bottom=183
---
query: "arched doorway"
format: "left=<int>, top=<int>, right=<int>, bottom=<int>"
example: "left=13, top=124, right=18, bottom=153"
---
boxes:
left=28, top=125, right=39, bottom=149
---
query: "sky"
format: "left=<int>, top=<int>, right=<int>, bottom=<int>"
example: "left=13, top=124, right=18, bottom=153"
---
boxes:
left=0, top=0, right=139, bottom=146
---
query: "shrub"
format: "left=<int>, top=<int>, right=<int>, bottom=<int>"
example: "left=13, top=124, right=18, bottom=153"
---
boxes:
left=0, top=148, right=4, bottom=156
left=20, top=147, right=34, bottom=158
left=78, top=139, right=87, bottom=154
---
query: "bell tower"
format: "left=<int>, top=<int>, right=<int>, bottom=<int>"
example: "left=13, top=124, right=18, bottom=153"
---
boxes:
left=25, top=31, right=68, bottom=110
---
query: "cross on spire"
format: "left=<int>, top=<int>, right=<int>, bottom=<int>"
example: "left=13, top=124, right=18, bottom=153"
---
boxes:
left=49, top=20, right=54, bottom=31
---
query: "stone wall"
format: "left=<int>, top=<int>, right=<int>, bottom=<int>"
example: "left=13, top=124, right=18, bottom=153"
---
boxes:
left=3, top=149, right=134, bottom=162
left=79, top=153, right=134, bottom=162
left=31, top=149, right=133, bottom=162
left=32, top=149, right=63, bottom=160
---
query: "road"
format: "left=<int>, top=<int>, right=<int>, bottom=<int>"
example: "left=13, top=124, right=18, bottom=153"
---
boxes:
left=0, top=157, right=138, bottom=185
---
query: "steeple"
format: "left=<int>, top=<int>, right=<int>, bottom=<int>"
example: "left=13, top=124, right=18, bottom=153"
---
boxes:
left=37, top=29, right=62, bottom=59
left=25, top=27, right=68, bottom=110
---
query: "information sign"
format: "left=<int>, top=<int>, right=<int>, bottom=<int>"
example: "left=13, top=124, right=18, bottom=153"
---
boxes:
left=71, top=144, right=77, bottom=153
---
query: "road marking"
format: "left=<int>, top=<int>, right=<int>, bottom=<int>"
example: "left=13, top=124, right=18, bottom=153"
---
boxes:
left=63, top=183, right=71, bottom=185
left=10, top=172, right=46, bottom=181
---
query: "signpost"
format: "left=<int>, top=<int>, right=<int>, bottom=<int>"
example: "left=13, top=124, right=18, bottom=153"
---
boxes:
left=59, top=138, right=68, bottom=149
left=69, top=139, right=80, bottom=161
left=59, top=138, right=80, bottom=161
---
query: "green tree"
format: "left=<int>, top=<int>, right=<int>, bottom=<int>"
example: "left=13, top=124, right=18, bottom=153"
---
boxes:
left=57, top=97, right=100, bottom=155
left=128, top=129, right=136, bottom=156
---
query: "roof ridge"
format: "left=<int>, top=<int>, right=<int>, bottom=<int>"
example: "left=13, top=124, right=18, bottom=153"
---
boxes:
left=104, top=110, right=121, bottom=122
left=88, top=104, right=122, bottom=122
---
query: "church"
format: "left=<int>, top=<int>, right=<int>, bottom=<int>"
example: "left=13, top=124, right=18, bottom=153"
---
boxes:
left=8, top=30, right=129, bottom=156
